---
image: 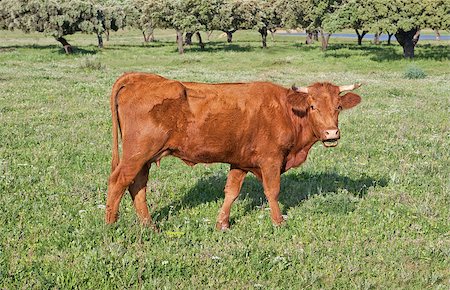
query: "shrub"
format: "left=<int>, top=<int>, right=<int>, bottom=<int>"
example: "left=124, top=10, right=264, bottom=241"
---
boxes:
left=79, top=56, right=105, bottom=70
left=404, top=65, right=426, bottom=79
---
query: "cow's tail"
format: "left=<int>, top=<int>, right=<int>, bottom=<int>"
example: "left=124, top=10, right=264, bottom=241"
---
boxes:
left=110, top=78, right=126, bottom=172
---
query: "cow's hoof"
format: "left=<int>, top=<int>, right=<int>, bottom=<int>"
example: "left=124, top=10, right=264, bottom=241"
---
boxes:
left=138, top=218, right=160, bottom=232
left=215, top=221, right=230, bottom=231
left=150, top=224, right=161, bottom=233
left=146, top=222, right=160, bottom=233
left=105, top=214, right=118, bottom=224
left=272, top=216, right=287, bottom=227
left=273, top=221, right=286, bottom=227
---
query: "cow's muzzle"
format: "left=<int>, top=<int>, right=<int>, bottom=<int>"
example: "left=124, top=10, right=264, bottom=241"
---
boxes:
left=322, top=129, right=340, bottom=147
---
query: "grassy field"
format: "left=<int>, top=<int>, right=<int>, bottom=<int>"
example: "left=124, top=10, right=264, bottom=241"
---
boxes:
left=0, top=29, right=449, bottom=288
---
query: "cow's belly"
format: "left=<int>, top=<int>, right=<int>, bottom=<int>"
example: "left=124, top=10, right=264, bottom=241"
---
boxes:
left=171, top=142, right=257, bottom=168
left=168, top=117, right=260, bottom=166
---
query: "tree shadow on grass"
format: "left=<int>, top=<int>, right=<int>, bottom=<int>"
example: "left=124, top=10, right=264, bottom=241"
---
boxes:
left=97, top=41, right=255, bottom=54
left=292, top=43, right=323, bottom=51
left=322, top=43, right=449, bottom=61
left=55, top=46, right=99, bottom=55
left=183, top=41, right=255, bottom=53
left=106, top=41, right=175, bottom=49
left=324, top=43, right=402, bottom=61
left=414, top=44, right=450, bottom=60
left=154, top=170, right=388, bottom=223
left=0, top=44, right=98, bottom=55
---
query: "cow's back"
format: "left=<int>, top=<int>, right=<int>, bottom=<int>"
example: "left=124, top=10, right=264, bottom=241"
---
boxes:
left=115, top=73, right=185, bottom=110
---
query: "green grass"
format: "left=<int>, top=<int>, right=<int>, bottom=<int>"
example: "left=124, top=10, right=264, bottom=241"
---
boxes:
left=0, top=29, right=449, bottom=288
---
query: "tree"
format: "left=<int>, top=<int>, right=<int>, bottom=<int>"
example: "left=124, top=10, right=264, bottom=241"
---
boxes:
left=280, top=0, right=343, bottom=50
left=98, top=0, right=127, bottom=45
left=388, top=0, right=424, bottom=58
left=128, top=0, right=157, bottom=43
left=194, top=0, right=223, bottom=35
left=258, top=0, right=283, bottom=44
left=326, top=0, right=376, bottom=45
left=279, top=0, right=314, bottom=43
left=207, top=0, right=245, bottom=43
left=142, top=0, right=204, bottom=54
left=0, top=1, right=10, bottom=30
left=368, top=0, right=396, bottom=45
left=371, top=0, right=449, bottom=58
left=305, top=0, right=344, bottom=50
left=236, top=0, right=281, bottom=48
left=212, top=0, right=245, bottom=43
left=0, top=0, right=107, bottom=53
left=423, top=0, right=450, bottom=41
left=182, top=0, right=221, bottom=48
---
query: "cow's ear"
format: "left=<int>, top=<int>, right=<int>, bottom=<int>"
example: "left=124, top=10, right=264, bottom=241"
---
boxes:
left=340, top=92, right=361, bottom=109
left=288, top=91, right=309, bottom=117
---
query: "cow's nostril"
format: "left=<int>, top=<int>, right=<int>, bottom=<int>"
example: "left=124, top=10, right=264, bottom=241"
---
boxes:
left=324, top=129, right=340, bottom=140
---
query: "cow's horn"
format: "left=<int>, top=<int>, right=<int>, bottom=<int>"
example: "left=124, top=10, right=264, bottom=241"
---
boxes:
left=293, top=86, right=309, bottom=93
left=339, top=83, right=362, bottom=92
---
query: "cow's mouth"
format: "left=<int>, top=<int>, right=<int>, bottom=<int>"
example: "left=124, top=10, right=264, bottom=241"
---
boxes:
left=323, top=139, right=338, bottom=147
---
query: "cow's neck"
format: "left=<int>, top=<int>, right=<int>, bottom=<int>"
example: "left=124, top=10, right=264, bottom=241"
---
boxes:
left=284, top=107, right=318, bottom=171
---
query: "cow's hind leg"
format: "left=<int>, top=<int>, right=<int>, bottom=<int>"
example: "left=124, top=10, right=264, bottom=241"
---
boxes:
left=106, top=159, right=147, bottom=224
left=216, top=168, right=247, bottom=230
left=106, top=140, right=162, bottom=224
left=128, top=162, right=153, bottom=226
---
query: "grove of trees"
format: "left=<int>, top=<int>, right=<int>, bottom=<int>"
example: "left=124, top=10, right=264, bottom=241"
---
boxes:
left=0, top=0, right=449, bottom=57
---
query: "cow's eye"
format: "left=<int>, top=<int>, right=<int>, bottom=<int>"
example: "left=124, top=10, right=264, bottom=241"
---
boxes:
left=310, top=105, right=315, bottom=110
left=337, top=105, right=342, bottom=111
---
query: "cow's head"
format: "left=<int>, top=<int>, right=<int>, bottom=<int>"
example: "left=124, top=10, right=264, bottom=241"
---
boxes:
left=291, top=82, right=361, bottom=147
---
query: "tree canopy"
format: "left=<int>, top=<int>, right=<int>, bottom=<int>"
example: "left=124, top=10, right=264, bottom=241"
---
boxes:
left=0, top=0, right=128, bottom=52
left=1, top=0, right=448, bottom=56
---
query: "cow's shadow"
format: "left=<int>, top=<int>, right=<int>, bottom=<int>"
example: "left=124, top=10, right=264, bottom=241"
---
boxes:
left=154, top=170, right=388, bottom=223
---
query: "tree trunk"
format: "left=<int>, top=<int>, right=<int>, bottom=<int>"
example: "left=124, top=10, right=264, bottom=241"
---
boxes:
left=185, top=32, right=193, bottom=45
left=387, top=33, right=393, bottom=45
left=259, top=27, right=268, bottom=48
left=305, top=30, right=314, bottom=44
left=374, top=32, right=381, bottom=45
left=106, top=30, right=110, bottom=41
left=413, top=29, right=420, bottom=46
left=56, top=37, right=73, bottom=54
left=143, top=31, right=148, bottom=42
left=148, top=27, right=155, bottom=42
left=434, top=29, right=440, bottom=41
left=143, top=27, right=155, bottom=42
left=355, top=29, right=367, bottom=45
left=269, top=28, right=276, bottom=42
left=313, top=31, right=319, bottom=41
left=195, top=31, right=204, bottom=49
left=207, top=30, right=213, bottom=41
left=225, top=31, right=234, bottom=43
left=319, top=29, right=331, bottom=51
left=395, top=28, right=419, bottom=58
left=97, top=34, right=103, bottom=49
left=176, top=30, right=184, bottom=54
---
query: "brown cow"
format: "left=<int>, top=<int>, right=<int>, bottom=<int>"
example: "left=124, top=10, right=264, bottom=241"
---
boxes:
left=106, top=73, right=362, bottom=230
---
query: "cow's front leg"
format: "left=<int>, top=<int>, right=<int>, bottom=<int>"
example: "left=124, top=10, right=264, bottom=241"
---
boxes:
left=216, top=168, right=247, bottom=230
left=261, top=163, right=284, bottom=225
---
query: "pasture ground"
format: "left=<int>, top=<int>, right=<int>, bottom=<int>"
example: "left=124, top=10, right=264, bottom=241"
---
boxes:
left=0, top=29, right=449, bottom=288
